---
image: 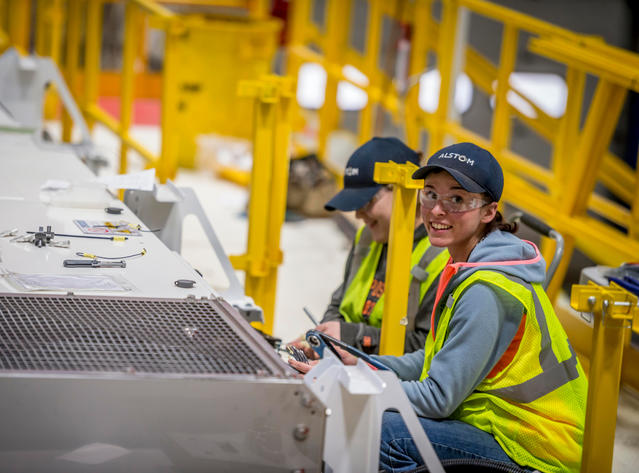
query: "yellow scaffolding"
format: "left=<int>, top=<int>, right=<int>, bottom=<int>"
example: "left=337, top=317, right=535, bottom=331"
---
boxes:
left=286, top=0, right=639, bottom=368
left=286, top=0, right=639, bottom=293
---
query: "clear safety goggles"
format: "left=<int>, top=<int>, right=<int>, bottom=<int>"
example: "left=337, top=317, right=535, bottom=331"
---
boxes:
left=419, top=189, right=489, bottom=213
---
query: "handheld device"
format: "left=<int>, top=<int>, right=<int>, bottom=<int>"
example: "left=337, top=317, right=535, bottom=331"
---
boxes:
left=305, top=330, right=389, bottom=371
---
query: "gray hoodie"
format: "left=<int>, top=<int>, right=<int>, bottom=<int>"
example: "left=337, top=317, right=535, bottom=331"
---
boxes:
left=373, top=229, right=547, bottom=418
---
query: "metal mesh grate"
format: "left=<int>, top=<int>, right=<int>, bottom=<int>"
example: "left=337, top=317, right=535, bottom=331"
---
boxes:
left=0, top=293, right=278, bottom=376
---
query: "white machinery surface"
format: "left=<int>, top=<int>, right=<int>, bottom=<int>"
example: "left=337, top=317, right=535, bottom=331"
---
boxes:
left=0, top=117, right=213, bottom=298
left=0, top=114, right=328, bottom=472
left=0, top=49, right=444, bottom=473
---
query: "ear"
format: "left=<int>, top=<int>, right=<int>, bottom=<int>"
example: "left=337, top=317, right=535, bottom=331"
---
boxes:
left=480, top=202, right=498, bottom=223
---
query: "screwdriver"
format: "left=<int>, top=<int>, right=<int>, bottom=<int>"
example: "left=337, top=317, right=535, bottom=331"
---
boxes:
left=27, top=231, right=127, bottom=241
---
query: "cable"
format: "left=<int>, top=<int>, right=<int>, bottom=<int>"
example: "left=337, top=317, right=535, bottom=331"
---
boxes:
left=75, top=248, right=147, bottom=260
left=27, top=230, right=127, bottom=241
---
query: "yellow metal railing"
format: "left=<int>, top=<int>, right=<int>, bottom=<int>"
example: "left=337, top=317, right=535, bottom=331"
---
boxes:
left=230, top=75, right=295, bottom=335
left=373, top=161, right=422, bottom=355
left=571, top=281, right=639, bottom=473
left=80, top=0, right=181, bottom=181
left=1, top=0, right=30, bottom=54
left=1, top=0, right=280, bottom=181
left=286, top=0, right=639, bottom=350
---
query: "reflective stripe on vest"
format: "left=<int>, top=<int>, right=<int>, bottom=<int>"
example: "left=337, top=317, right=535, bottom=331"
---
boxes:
left=420, top=271, right=579, bottom=400
left=482, top=274, right=579, bottom=403
left=338, top=226, right=447, bottom=327
left=419, top=269, right=587, bottom=473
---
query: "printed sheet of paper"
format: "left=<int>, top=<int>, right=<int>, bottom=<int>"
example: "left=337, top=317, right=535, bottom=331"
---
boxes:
left=96, top=168, right=155, bottom=191
left=74, top=219, right=142, bottom=236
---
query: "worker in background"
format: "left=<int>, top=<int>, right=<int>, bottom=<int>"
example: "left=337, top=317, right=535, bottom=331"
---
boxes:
left=290, top=142, right=587, bottom=473
left=312, top=137, right=448, bottom=354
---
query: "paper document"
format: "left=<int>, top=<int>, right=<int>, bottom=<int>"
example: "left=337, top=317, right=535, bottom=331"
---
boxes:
left=97, top=168, right=156, bottom=191
left=74, top=220, right=142, bottom=236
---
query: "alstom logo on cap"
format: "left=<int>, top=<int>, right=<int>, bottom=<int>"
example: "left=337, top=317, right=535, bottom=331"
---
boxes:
left=345, top=167, right=360, bottom=176
left=438, top=152, right=474, bottom=166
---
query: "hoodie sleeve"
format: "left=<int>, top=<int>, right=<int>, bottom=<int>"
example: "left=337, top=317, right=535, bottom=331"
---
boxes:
left=391, top=282, right=524, bottom=418
left=373, top=349, right=426, bottom=380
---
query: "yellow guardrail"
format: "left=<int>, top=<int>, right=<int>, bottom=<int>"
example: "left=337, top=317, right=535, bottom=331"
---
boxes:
left=230, top=75, right=294, bottom=335
left=373, top=161, right=422, bottom=355
left=571, top=281, right=639, bottom=473
left=83, top=0, right=181, bottom=181
left=1, top=0, right=280, bottom=181
left=286, top=0, right=639, bottom=347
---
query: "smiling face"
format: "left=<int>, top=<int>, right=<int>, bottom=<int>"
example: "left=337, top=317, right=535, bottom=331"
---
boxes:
left=355, top=187, right=394, bottom=243
left=421, top=170, right=498, bottom=262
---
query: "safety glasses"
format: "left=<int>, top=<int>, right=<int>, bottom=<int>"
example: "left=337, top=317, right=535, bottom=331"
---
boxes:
left=419, top=189, right=488, bottom=213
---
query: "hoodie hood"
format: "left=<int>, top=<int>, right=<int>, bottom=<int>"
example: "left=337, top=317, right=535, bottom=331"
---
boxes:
left=429, top=230, right=547, bottom=337
left=457, top=229, right=546, bottom=285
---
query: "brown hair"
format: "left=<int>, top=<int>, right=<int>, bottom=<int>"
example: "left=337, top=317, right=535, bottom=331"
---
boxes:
left=483, top=209, right=518, bottom=235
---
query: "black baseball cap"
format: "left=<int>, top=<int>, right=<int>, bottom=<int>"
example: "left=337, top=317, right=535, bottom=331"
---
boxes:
left=325, top=137, right=421, bottom=211
left=412, top=142, right=503, bottom=202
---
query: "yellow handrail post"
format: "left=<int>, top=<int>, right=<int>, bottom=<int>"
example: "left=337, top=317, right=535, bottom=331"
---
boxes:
left=552, top=66, right=585, bottom=198
left=34, top=0, right=46, bottom=55
left=157, top=19, right=181, bottom=182
left=357, top=0, right=383, bottom=144
left=374, top=160, right=421, bottom=355
left=542, top=65, right=585, bottom=301
left=429, top=0, right=459, bottom=154
left=490, top=23, right=518, bottom=153
left=318, top=0, right=350, bottom=160
left=405, top=0, right=433, bottom=149
left=232, top=75, right=294, bottom=335
left=263, top=75, right=295, bottom=335
left=570, top=282, right=638, bottom=473
left=285, top=0, right=309, bottom=138
left=561, top=79, right=627, bottom=215
left=38, top=0, right=64, bottom=120
left=50, top=0, right=64, bottom=66
left=84, top=0, right=103, bottom=131
left=8, top=0, right=30, bottom=53
left=62, top=0, right=82, bottom=143
left=119, top=1, right=140, bottom=176
left=286, top=0, right=309, bottom=77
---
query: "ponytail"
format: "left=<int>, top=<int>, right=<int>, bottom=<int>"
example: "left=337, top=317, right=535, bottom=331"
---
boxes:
left=484, top=210, right=518, bottom=235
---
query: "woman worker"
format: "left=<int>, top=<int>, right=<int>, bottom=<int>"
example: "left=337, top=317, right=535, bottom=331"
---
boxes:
left=291, top=142, right=587, bottom=473
left=316, top=137, right=448, bottom=354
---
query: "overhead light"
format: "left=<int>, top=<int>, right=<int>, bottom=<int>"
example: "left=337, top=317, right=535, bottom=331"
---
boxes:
left=490, top=72, right=567, bottom=119
left=296, top=62, right=327, bottom=110
left=418, top=70, right=473, bottom=114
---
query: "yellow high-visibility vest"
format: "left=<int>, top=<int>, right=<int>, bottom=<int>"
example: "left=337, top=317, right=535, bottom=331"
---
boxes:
left=420, top=270, right=587, bottom=473
left=339, top=226, right=448, bottom=328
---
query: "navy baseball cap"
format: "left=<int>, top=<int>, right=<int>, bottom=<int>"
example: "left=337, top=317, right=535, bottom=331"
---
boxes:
left=412, top=142, right=503, bottom=202
left=325, top=137, right=421, bottom=211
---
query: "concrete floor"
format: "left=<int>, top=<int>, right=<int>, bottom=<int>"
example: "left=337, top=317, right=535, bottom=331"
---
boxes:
left=91, top=123, right=638, bottom=472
